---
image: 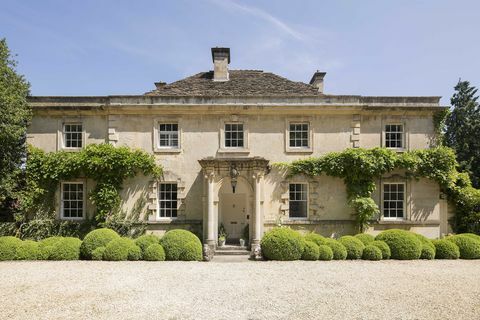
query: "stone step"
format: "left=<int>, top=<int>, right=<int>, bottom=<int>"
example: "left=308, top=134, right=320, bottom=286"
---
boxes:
left=215, top=249, right=250, bottom=256
left=217, top=245, right=248, bottom=251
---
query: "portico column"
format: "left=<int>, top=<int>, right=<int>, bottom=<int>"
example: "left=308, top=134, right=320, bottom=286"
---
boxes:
left=206, top=172, right=215, bottom=246
left=202, top=171, right=216, bottom=261
left=251, top=172, right=263, bottom=259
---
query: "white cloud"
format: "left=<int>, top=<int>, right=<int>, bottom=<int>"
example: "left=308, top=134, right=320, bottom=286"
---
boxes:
left=209, top=0, right=307, bottom=41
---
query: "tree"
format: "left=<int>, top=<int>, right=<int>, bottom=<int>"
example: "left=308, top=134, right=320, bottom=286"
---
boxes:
left=445, top=80, right=480, bottom=188
left=0, top=38, right=31, bottom=220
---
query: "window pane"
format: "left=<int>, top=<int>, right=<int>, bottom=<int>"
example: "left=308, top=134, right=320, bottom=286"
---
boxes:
left=289, top=123, right=309, bottom=148
left=383, top=183, right=405, bottom=219
left=62, top=183, right=84, bottom=219
left=289, top=183, right=308, bottom=218
left=64, top=123, right=83, bottom=148
left=159, top=183, right=178, bottom=218
left=225, top=123, right=244, bottom=148
left=385, top=124, right=404, bottom=149
left=159, top=123, right=179, bottom=148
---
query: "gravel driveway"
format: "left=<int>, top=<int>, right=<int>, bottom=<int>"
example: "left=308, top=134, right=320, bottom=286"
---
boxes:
left=1, top=260, right=479, bottom=320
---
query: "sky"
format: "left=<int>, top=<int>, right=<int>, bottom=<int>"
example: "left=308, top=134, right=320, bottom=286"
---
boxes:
left=1, top=0, right=479, bottom=105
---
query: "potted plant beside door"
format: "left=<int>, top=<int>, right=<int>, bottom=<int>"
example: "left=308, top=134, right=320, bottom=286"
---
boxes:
left=218, top=223, right=227, bottom=247
left=239, top=224, right=249, bottom=247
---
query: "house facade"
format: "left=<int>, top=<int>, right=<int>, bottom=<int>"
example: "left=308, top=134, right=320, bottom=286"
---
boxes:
left=27, top=47, right=452, bottom=256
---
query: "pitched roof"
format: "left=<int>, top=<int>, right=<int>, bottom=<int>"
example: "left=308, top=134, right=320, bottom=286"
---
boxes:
left=145, top=70, right=321, bottom=97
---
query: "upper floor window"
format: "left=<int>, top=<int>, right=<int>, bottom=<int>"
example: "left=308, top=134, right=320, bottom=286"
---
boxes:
left=289, top=183, right=308, bottom=218
left=63, top=123, right=83, bottom=149
left=158, top=183, right=178, bottom=219
left=61, top=182, right=85, bottom=220
left=383, top=182, right=405, bottom=220
left=385, top=124, right=404, bottom=149
left=289, top=123, right=309, bottom=148
left=159, top=123, right=179, bottom=148
left=225, top=123, right=244, bottom=148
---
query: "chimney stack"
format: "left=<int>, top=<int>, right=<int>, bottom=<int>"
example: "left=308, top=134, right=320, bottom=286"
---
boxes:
left=211, top=47, right=230, bottom=81
left=309, top=71, right=326, bottom=93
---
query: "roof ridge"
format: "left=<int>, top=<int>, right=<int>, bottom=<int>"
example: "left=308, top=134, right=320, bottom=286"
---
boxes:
left=147, top=69, right=321, bottom=97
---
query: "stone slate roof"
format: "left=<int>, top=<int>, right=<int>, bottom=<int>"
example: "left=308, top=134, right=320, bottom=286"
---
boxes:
left=145, top=70, right=321, bottom=97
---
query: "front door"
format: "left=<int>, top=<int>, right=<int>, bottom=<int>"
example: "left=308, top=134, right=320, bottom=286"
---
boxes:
left=220, top=193, right=247, bottom=240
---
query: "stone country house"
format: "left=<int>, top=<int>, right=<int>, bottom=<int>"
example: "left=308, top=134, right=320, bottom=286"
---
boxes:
left=27, top=47, right=452, bottom=257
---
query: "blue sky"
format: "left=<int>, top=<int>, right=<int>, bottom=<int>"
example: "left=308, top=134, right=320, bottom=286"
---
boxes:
left=1, top=0, right=479, bottom=104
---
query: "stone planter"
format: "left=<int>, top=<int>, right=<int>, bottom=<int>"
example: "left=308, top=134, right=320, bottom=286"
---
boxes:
left=239, top=239, right=245, bottom=247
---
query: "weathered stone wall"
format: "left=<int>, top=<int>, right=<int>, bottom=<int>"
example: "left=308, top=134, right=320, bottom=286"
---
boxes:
left=27, top=105, right=445, bottom=238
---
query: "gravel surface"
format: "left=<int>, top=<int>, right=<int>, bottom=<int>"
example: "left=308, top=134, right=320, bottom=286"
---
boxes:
left=1, top=260, right=479, bottom=320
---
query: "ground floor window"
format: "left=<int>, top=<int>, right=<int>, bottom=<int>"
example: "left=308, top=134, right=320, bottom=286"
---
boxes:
left=289, top=183, right=308, bottom=218
left=383, top=182, right=405, bottom=219
left=61, top=182, right=84, bottom=219
left=159, top=183, right=178, bottom=218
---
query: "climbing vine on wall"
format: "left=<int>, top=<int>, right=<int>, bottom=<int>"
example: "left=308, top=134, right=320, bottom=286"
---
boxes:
left=279, top=147, right=480, bottom=234
left=19, top=143, right=163, bottom=224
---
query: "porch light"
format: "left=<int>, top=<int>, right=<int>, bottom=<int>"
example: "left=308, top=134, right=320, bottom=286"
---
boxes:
left=230, top=163, right=239, bottom=193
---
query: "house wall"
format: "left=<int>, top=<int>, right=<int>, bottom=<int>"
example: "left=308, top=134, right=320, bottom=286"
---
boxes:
left=27, top=108, right=445, bottom=238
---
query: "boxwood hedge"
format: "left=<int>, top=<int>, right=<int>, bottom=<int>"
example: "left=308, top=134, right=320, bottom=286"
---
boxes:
left=260, top=228, right=305, bottom=261
left=49, top=237, right=82, bottom=260
left=375, top=229, right=422, bottom=260
left=92, top=246, right=106, bottom=261
left=338, top=236, right=365, bottom=259
left=103, top=238, right=139, bottom=261
left=362, top=245, right=382, bottom=261
left=301, top=241, right=320, bottom=260
left=446, top=234, right=480, bottom=259
left=38, top=236, right=62, bottom=260
left=324, top=238, right=347, bottom=260
left=318, top=244, right=333, bottom=261
left=144, top=243, right=166, bottom=261
left=134, top=234, right=160, bottom=257
left=354, top=233, right=375, bottom=246
left=304, top=233, right=327, bottom=246
left=0, top=236, right=22, bottom=261
left=370, top=240, right=391, bottom=260
left=15, top=240, right=39, bottom=260
left=433, top=239, right=460, bottom=259
left=160, top=229, right=203, bottom=261
left=80, top=228, right=120, bottom=260
left=413, top=233, right=436, bottom=260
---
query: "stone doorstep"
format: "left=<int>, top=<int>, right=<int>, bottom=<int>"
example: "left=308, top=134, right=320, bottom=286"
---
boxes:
left=215, top=245, right=250, bottom=256
left=215, top=250, right=250, bottom=256
left=217, top=245, right=248, bottom=251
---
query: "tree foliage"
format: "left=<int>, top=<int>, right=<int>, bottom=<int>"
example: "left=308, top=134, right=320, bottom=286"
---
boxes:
left=0, top=38, right=31, bottom=216
left=445, top=80, right=480, bottom=188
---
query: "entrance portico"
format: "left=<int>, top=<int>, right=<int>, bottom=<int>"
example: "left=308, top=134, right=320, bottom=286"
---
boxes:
left=199, top=157, right=269, bottom=259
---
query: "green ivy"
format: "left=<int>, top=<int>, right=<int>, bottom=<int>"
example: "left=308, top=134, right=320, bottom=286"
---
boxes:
left=281, top=146, right=480, bottom=234
left=19, top=143, right=162, bottom=226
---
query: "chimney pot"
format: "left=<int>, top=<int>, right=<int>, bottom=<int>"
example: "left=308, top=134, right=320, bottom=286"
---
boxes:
left=211, top=47, right=230, bottom=81
left=309, top=71, right=326, bottom=93
left=154, top=81, right=166, bottom=89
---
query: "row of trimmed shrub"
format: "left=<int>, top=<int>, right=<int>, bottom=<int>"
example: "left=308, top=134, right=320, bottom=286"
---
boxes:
left=0, top=228, right=203, bottom=261
left=260, top=228, right=480, bottom=261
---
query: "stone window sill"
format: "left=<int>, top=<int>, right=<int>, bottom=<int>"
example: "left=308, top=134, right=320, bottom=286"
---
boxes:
left=60, top=147, right=83, bottom=152
left=285, top=148, right=313, bottom=154
left=376, top=219, right=440, bottom=226
left=147, top=219, right=202, bottom=225
left=217, top=148, right=250, bottom=155
left=153, top=148, right=182, bottom=154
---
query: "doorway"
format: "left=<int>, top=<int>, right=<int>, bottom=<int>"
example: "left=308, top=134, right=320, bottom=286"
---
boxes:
left=220, top=193, right=247, bottom=241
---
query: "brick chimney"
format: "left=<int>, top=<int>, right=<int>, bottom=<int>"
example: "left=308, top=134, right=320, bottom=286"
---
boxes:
left=211, top=47, right=230, bottom=81
left=309, top=71, right=326, bottom=93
